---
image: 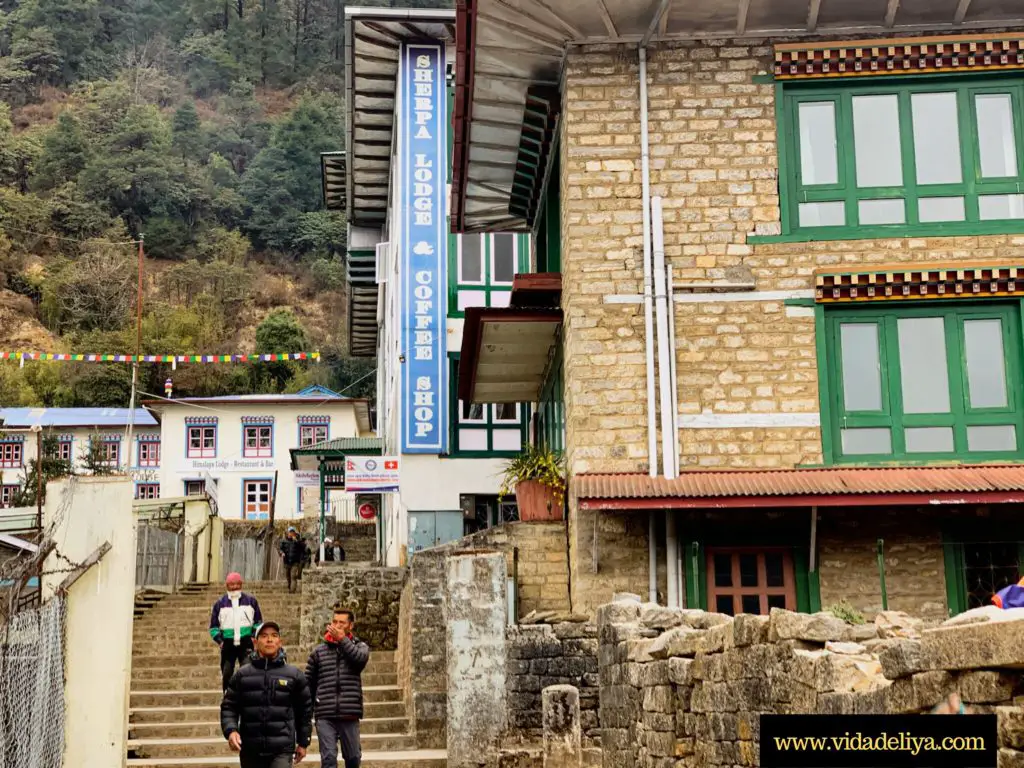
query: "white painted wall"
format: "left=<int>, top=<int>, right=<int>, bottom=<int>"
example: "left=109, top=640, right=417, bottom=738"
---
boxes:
left=42, top=476, right=135, bottom=768
left=155, top=402, right=361, bottom=520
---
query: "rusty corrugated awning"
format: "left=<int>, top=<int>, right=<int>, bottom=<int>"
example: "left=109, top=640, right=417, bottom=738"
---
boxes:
left=576, top=465, right=1024, bottom=510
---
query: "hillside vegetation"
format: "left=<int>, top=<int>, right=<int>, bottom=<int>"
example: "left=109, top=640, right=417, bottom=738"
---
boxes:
left=0, top=0, right=451, bottom=406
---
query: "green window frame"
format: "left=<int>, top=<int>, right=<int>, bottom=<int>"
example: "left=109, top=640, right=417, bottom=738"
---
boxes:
left=447, top=355, right=530, bottom=458
left=820, top=300, right=1024, bottom=464
left=447, top=232, right=530, bottom=319
left=773, top=74, right=1024, bottom=242
left=942, top=526, right=1024, bottom=616
left=537, top=341, right=565, bottom=453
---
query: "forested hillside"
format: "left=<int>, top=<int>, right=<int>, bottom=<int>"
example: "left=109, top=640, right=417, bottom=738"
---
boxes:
left=0, top=0, right=450, bottom=407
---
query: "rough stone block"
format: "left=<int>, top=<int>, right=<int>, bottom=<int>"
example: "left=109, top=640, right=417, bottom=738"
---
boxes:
left=642, top=711, right=675, bottom=731
left=668, top=657, right=694, bottom=686
left=639, top=603, right=686, bottom=630
left=642, top=685, right=675, bottom=713
left=680, top=610, right=732, bottom=630
left=738, top=740, right=759, bottom=767
left=641, top=660, right=670, bottom=686
left=645, top=730, right=676, bottom=756
left=707, top=712, right=738, bottom=741
left=733, top=614, right=769, bottom=647
left=959, top=671, right=1018, bottom=703
left=769, top=608, right=847, bottom=643
left=999, top=706, right=1024, bottom=749
left=921, top=619, right=1024, bottom=672
left=841, top=623, right=880, bottom=643
left=819, top=692, right=858, bottom=715
left=692, top=652, right=727, bottom=682
left=626, top=639, right=655, bottom=662
left=596, top=601, right=641, bottom=628
left=648, top=626, right=700, bottom=659
left=702, top=621, right=735, bottom=654
left=911, top=670, right=955, bottom=710
left=542, top=685, right=581, bottom=768
left=1000, top=749, right=1024, bottom=768
left=880, top=640, right=925, bottom=680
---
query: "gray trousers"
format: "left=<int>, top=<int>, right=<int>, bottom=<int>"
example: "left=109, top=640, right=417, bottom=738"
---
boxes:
left=239, top=752, right=293, bottom=768
left=316, top=718, right=361, bottom=768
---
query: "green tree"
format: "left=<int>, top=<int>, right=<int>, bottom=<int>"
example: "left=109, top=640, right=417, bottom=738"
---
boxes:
left=10, top=0, right=102, bottom=85
left=171, top=102, right=204, bottom=161
left=11, top=433, right=74, bottom=506
left=34, top=112, right=92, bottom=189
left=255, top=308, right=306, bottom=390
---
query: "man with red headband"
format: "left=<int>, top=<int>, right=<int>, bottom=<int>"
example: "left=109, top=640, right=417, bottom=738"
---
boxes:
left=210, top=573, right=263, bottom=693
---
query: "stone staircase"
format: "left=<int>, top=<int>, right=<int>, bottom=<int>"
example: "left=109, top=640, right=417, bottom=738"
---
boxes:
left=127, top=582, right=446, bottom=767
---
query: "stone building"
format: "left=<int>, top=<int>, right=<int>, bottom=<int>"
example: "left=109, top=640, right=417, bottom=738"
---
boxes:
left=450, top=1, right=1024, bottom=621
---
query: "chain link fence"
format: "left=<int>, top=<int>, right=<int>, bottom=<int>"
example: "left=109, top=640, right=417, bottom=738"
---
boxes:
left=0, top=596, right=66, bottom=768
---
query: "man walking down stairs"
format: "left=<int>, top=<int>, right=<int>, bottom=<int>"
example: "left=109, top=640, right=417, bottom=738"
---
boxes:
left=126, top=581, right=446, bottom=767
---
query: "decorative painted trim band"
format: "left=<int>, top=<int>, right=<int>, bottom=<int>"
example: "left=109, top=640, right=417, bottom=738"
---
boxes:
left=814, top=263, right=1024, bottom=303
left=0, top=435, right=25, bottom=443
left=774, top=34, right=1024, bottom=80
left=135, top=433, right=161, bottom=443
left=297, top=415, right=331, bottom=425
left=241, top=416, right=275, bottom=425
left=95, top=434, right=121, bottom=443
left=184, top=416, right=219, bottom=426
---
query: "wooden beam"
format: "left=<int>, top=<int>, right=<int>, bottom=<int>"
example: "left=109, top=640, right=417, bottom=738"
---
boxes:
left=806, top=0, right=822, bottom=32
left=737, top=0, right=751, bottom=34
left=531, top=0, right=586, bottom=38
left=57, top=541, right=111, bottom=594
left=595, top=0, right=618, bottom=37
left=659, top=5, right=671, bottom=36
left=884, top=0, right=901, bottom=27
left=953, top=0, right=972, bottom=23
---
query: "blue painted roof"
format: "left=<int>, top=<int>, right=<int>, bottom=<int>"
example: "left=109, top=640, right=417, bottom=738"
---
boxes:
left=0, top=408, right=158, bottom=428
left=152, top=385, right=349, bottom=405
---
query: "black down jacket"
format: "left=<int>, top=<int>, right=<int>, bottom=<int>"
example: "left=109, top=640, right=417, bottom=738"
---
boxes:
left=305, top=635, right=370, bottom=720
left=279, top=537, right=308, bottom=565
left=221, top=651, right=313, bottom=755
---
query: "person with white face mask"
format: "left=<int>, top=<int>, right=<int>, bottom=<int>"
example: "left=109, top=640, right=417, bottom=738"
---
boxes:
left=210, top=573, right=264, bottom=693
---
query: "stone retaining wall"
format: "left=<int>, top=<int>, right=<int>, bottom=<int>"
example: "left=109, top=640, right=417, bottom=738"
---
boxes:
left=299, top=564, right=406, bottom=650
left=598, top=600, right=1024, bottom=768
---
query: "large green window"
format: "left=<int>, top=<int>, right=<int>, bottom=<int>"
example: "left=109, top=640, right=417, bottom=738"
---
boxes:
left=537, top=343, right=564, bottom=453
left=447, top=356, right=529, bottom=458
left=447, top=233, right=530, bottom=318
left=821, top=301, right=1024, bottom=463
left=779, top=76, right=1024, bottom=240
left=943, top=524, right=1024, bottom=616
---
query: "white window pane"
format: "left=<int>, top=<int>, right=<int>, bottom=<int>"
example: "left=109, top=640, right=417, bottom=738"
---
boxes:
left=859, top=199, right=905, bottom=225
left=976, top=94, right=1018, bottom=178
left=979, top=194, right=1024, bottom=220
left=918, top=196, right=965, bottom=223
left=493, top=234, right=516, bottom=284
left=839, top=323, right=883, bottom=412
left=798, top=102, right=839, bottom=185
left=459, top=429, right=488, bottom=451
left=490, top=291, right=512, bottom=309
left=798, top=201, right=845, bottom=227
left=841, top=428, right=892, bottom=455
left=853, top=95, right=902, bottom=187
left=967, top=425, right=1017, bottom=452
left=912, top=92, right=962, bottom=185
left=492, top=430, right=522, bottom=452
left=964, top=319, right=1008, bottom=409
left=459, top=401, right=485, bottom=423
left=905, top=427, right=955, bottom=453
left=460, top=235, right=482, bottom=282
left=458, top=290, right=487, bottom=311
left=897, top=317, right=951, bottom=414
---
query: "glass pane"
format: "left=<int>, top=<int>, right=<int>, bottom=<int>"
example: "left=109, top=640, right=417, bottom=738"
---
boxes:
left=853, top=94, right=902, bottom=187
left=967, top=425, right=1017, bottom=452
left=493, top=234, right=516, bottom=283
left=741, top=595, right=761, bottom=615
left=839, top=323, right=883, bottom=411
left=494, top=403, right=518, bottom=421
left=798, top=101, right=839, bottom=185
left=798, top=201, right=845, bottom=227
left=766, top=595, right=787, bottom=611
left=765, top=553, right=785, bottom=587
left=459, top=429, right=488, bottom=451
left=715, top=596, right=735, bottom=616
left=897, top=317, right=951, bottom=414
left=460, top=235, right=482, bottom=282
left=458, top=290, right=487, bottom=311
left=739, top=554, right=758, bottom=587
left=713, top=554, right=733, bottom=587
left=979, top=194, right=1024, bottom=220
left=912, top=92, right=962, bottom=185
left=964, top=319, right=1009, bottom=409
left=905, top=427, right=955, bottom=453
left=964, top=541, right=1021, bottom=609
left=976, top=94, right=1018, bottom=178
left=841, top=428, right=892, bottom=455
left=919, top=196, right=966, bottom=222
left=859, top=199, right=905, bottom=225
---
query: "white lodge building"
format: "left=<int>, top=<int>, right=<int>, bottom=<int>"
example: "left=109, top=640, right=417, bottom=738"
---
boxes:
left=145, top=386, right=372, bottom=520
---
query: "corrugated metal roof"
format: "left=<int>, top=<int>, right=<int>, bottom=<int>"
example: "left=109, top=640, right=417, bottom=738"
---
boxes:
left=576, top=465, right=1024, bottom=509
left=0, top=408, right=157, bottom=428
left=293, top=437, right=383, bottom=454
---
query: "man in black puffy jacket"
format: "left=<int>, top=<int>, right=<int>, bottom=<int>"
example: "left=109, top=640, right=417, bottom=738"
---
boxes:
left=305, top=608, right=370, bottom=768
left=221, top=621, right=313, bottom=767
left=278, top=528, right=308, bottom=594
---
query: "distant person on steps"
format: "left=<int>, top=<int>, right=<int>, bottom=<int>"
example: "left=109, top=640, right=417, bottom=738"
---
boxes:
left=210, top=573, right=263, bottom=693
left=305, top=608, right=369, bottom=768
left=278, top=527, right=308, bottom=593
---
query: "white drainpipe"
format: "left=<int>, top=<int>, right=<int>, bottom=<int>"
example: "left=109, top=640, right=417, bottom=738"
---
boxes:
left=639, top=47, right=658, bottom=480
left=651, top=196, right=675, bottom=479
left=667, top=263, right=680, bottom=476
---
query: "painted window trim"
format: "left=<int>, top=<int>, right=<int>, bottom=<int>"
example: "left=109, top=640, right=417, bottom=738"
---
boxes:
left=242, top=477, right=274, bottom=520
left=0, top=441, right=24, bottom=468
left=137, top=440, right=161, bottom=468
left=242, top=423, right=274, bottom=459
left=94, top=439, right=120, bottom=468
left=446, top=354, right=530, bottom=458
left=184, top=479, right=206, bottom=496
left=447, top=233, right=530, bottom=319
left=298, top=422, right=330, bottom=448
left=186, top=424, right=218, bottom=459
left=134, top=482, right=160, bottom=500
left=818, top=299, right=1024, bottom=464
left=768, top=74, right=1024, bottom=244
left=0, top=484, right=20, bottom=507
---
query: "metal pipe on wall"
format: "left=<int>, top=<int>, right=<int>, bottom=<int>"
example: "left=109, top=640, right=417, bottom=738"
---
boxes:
left=667, top=264, right=680, bottom=477
left=652, top=196, right=675, bottom=479
left=639, top=46, right=658, bottom=479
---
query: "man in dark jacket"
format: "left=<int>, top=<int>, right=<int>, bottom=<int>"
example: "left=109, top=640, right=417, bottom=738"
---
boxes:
left=305, top=608, right=370, bottom=768
left=210, top=573, right=263, bottom=693
left=278, top=527, right=308, bottom=593
left=221, top=621, right=312, bottom=767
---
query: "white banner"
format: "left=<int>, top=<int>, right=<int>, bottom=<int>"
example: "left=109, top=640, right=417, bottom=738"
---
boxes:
left=294, top=470, right=321, bottom=488
left=178, top=458, right=276, bottom=474
left=344, top=456, right=399, bottom=493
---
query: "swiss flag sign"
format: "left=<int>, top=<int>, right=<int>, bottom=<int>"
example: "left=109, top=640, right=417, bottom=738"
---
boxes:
left=384, top=460, right=398, bottom=470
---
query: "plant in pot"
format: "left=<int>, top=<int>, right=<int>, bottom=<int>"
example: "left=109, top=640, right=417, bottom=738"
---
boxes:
left=498, top=445, right=567, bottom=522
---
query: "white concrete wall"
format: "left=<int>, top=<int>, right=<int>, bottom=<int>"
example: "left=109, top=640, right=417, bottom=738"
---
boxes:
left=156, top=403, right=361, bottom=520
left=41, top=476, right=135, bottom=768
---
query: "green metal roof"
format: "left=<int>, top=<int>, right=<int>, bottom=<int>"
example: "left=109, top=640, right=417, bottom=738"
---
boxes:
left=289, top=437, right=383, bottom=470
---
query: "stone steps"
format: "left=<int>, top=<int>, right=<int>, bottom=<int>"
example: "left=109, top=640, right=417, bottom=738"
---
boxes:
left=130, top=673, right=398, bottom=690
left=131, top=656, right=397, bottom=674
left=125, top=751, right=447, bottom=767
left=128, top=700, right=408, bottom=725
left=130, top=686, right=404, bottom=709
left=128, top=716, right=410, bottom=739
left=128, top=733, right=417, bottom=759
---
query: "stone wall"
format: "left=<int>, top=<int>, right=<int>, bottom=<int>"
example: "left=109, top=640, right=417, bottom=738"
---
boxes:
left=597, top=598, right=1024, bottom=768
left=299, top=563, right=406, bottom=650
left=332, top=521, right=376, bottom=563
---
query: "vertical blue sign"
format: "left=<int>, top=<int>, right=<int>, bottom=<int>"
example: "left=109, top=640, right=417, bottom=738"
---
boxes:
left=400, top=43, right=448, bottom=454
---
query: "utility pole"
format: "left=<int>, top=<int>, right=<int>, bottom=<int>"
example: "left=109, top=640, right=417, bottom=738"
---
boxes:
left=32, top=425, right=42, bottom=531
left=126, top=235, right=144, bottom=458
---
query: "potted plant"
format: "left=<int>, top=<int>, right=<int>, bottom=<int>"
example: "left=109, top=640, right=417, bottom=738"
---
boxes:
left=499, top=445, right=566, bottom=522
